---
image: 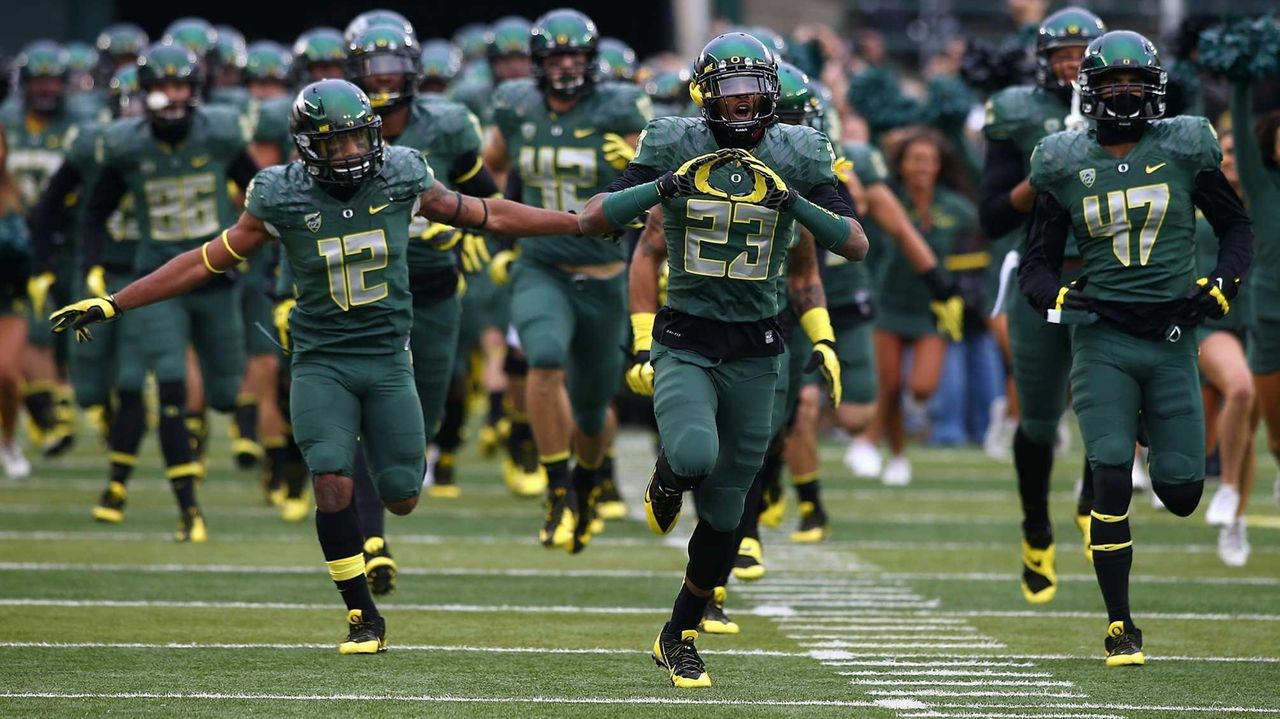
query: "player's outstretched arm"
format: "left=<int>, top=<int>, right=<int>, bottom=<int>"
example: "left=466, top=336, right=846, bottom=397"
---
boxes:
left=578, top=149, right=746, bottom=236
left=418, top=179, right=579, bottom=238
left=788, top=231, right=841, bottom=406
left=624, top=207, right=668, bottom=397
left=49, top=212, right=274, bottom=340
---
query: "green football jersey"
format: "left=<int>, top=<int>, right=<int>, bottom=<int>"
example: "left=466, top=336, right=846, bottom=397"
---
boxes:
left=633, top=116, right=840, bottom=322
left=1195, top=211, right=1253, bottom=331
left=63, top=122, right=140, bottom=270
left=248, top=96, right=293, bottom=162
left=0, top=105, right=81, bottom=208
left=208, top=86, right=251, bottom=111
left=448, top=78, right=494, bottom=126
left=246, top=145, right=433, bottom=356
left=493, top=78, right=652, bottom=265
left=875, top=187, right=976, bottom=318
left=99, top=106, right=248, bottom=271
left=388, top=96, right=484, bottom=274
left=822, top=141, right=885, bottom=308
left=1031, top=116, right=1222, bottom=304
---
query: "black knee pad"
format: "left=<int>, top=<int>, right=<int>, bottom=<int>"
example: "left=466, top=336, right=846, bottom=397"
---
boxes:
left=1091, top=464, right=1134, bottom=516
left=1153, top=480, right=1203, bottom=517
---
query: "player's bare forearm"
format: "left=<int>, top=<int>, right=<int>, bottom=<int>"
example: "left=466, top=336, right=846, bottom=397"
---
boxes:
left=830, top=218, right=869, bottom=262
left=419, top=180, right=579, bottom=237
left=628, top=206, right=666, bottom=314
left=868, top=183, right=938, bottom=273
left=788, top=230, right=828, bottom=316
left=578, top=193, right=615, bottom=236
left=1009, top=178, right=1036, bottom=213
left=482, top=126, right=511, bottom=175
left=113, top=212, right=273, bottom=311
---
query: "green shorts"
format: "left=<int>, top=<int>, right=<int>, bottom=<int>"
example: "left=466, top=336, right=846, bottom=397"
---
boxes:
left=510, top=259, right=625, bottom=436
left=240, top=282, right=277, bottom=357
left=1249, top=317, right=1280, bottom=375
left=69, top=270, right=146, bottom=406
left=133, top=281, right=246, bottom=411
left=651, top=340, right=780, bottom=532
left=410, top=292, right=461, bottom=440
left=1071, top=320, right=1203, bottom=484
left=289, top=349, right=425, bottom=503
left=1007, top=281, right=1076, bottom=446
left=794, top=319, right=877, bottom=406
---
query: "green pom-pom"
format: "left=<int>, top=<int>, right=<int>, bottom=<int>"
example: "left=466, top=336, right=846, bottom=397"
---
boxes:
left=1198, top=15, right=1280, bottom=81
left=924, top=75, right=976, bottom=130
left=848, top=67, right=922, bottom=133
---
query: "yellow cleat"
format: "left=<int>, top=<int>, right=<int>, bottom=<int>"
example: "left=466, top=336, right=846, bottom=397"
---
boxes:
left=364, top=536, right=397, bottom=596
left=267, top=486, right=287, bottom=508
left=92, top=481, right=127, bottom=523
left=477, top=423, right=502, bottom=457
left=758, top=494, right=787, bottom=529
left=539, top=488, right=576, bottom=550
left=589, top=517, right=605, bottom=535
left=1020, top=540, right=1057, bottom=604
left=428, top=483, right=462, bottom=499
left=1103, top=621, right=1145, bottom=667
left=731, top=537, right=765, bottom=581
left=280, top=496, right=311, bottom=523
left=175, top=509, right=207, bottom=543
left=652, top=629, right=712, bottom=688
left=503, top=458, right=547, bottom=497
left=789, top=501, right=830, bottom=543
left=338, top=609, right=387, bottom=655
left=699, top=586, right=740, bottom=635
left=1075, top=513, right=1093, bottom=562
left=596, top=501, right=627, bottom=520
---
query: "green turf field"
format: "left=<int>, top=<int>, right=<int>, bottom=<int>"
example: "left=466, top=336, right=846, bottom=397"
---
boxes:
left=1, top=420, right=1277, bottom=718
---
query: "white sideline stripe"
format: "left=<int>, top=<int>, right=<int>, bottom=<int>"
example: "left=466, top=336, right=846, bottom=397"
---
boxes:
left=874, top=571, right=1280, bottom=588
left=794, top=635, right=984, bottom=643
left=847, top=679, right=1074, bottom=687
left=900, top=713, right=1123, bottom=719
left=773, top=608, right=1280, bottom=623
left=815, top=650, right=1280, bottom=664
left=779, top=617, right=969, bottom=625
left=0, top=598, right=662, bottom=614
left=934, top=702, right=1280, bottom=715
left=804, top=641, right=1005, bottom=650
left=825, top=660, right=1038, bottom=668
left=787, top=625, right=980, bottom=633
left=0, top=641, right=806, bottom=658
left=0, top=691, right=881, bottom=708
left=759, top=600, right=942, bottom=609
left=836, top=670, right=1055, bottom=678
left=868, top=690, right=1088, bottom=699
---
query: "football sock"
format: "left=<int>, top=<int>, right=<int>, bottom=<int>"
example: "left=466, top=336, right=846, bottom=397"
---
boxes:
left=233, top=392, right=258, bottom=443
left=264, top=436, right=287, bottom=484
left=1014, top=427, right=1053, bottom=540
left=108, top=391, right=146, bottom=485
left=186, top=410, right=208, bottom=458
left=351, top=451, right=385, bottom=539
left=54, top=384, right=75, bottom=427
left=794, top=472, right=821, bottom=505
left=23, top=383, right=57, bottom=431
left=437, top=391, right=466, bottom=454
left=487, top=392, right=504, bottom=426
left=506, top=415, right=537, bottom=472
left=670, top=521, right=737, bottom=633
left=541, top=452, right=571, bottom=492
left=739, top=466, right=766, bottom=542
left=157, top=382, right=200, bottom=508
left=669, top=583, right=712, bottom=635
left=1091, top=465, right=1134, bottom=625
left=316, top=499, right=378, bottom=618
left=1077, top=459, right=1095, bottom=515
left=284, top=435, right=308, bottom=498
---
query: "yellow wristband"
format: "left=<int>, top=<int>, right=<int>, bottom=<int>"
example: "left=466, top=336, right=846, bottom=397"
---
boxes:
left=799, top=307, right=836, bottom=345
left=220, top=230, right=247, bottom=261
left=201, top=243, right=226, bottom=274
left=631, top=312, right=656, bottom=353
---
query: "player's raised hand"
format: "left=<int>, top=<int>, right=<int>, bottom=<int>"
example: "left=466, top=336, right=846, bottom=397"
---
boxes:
left=656, top=148, right=743, bottom=200
left=734, top=151, right=797, bottom=211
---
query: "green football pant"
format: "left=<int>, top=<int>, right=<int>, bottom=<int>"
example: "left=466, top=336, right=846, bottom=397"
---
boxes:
left=289, top=350, right=426, bottom=503
left=510, top=260, right=625, bottom=436
left=1008, top=281, right=1076, bottom=446
left=1071, top=321, right=1203, bottom=484
left=410, top=293, right=461, bottom=441
left=69, top=271, right=146, bottom=407
left=792, top=320, right=878, bottom=406
left=651, top=340, right=780, bottom=532
left=240, top=281, right=277, bottom=357
left=134, top=282, right=246, bottom=412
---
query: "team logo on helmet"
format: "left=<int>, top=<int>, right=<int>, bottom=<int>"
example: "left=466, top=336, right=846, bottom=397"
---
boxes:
left=1079, top=168, right=1096, bottom=188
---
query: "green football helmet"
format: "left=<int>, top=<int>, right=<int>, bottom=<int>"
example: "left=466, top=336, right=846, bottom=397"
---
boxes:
left=292, top=28, right=347, bottom=83
left=643, top=68, right=691, bottom=116
left=1078, top=30, right=1166, bottom=126
left=108, top=66, right=144, bottom=119
left=1035, top=7, right=1106, bottom=92
left=489, top=16, right=531, bottom=59
left=14, top=41, right=68, bottom=113
left=347, top=25, right=420, bottom=111
left=64, top=41, right=99, bottom=92
left=137, top=42, right=201, bottom=130
left=245, top=41, right=292, bottom=83
left=530, top=9, right=599, bottom=99
left=419, top=40, right=463, bottom=90
left=345, top=9, right=417, bottom=47
left=290, top=78, right=384, bottom=186
left=597, top=38, right=637, bottom=82
left=213, top=25, right=248, bottom=78
left=454, top=23, right=493, bottom=61
left=692, top=32, right=779, bottom=148
left=774, top=61, right=816, bottom=126
left=741, top=26, right=789, bottom=62
left=96, top=23, right=149, bottom=71
left=162, top=18, right=218, bottom=60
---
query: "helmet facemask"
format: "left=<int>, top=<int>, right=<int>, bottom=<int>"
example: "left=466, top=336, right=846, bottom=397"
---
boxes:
left=350, top=51, right=418, bottom=111
left=295, top=121, right=385, bottom=186
left=1080, top=67, right=1166, bottom=127
left=697, top=69, right=778, bottom=148
left=534, top=49, right=594, bottom=100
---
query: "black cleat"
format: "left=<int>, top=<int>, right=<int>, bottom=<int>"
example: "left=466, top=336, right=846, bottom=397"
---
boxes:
left=364, top=536, right=397, bottom=596
left=93, top=481, right=127, bottom=523
left=1104, top=621, right=1145, bottom=667
left=790, top=500, right=830, bottom=543
left=596, top=476, right=626, bottom=520
left=571, top=469, right=599, bottom=554
left=652, top=628, right=711, bottom=687
left=428, top=453, right=461, bottom=498
left=698, top=586, right=740, bottom=635
left=540, top=487, right=576, bottom=551
left=338, top=609, right=386, bottom=654
left=644, top=467, right=683, bottom=535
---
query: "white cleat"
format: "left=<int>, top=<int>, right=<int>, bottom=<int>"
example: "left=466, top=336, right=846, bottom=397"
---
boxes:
left=1204, top=484, right=1240, bottom=527
left=1, top=442, right=31, bottom=480
left=844, top=438, right=882, bottom=479
left=1218, top=518, right=1250, bottom=567
left=1150, top=488, right=1166, bottom=511
left=982, top=396, right=1015, bottom=463
left=881, top=455, right=912, bottom=487
left=1131, top=449, right=1150, bottom=492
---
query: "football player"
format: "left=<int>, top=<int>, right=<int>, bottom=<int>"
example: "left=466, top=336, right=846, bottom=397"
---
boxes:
left=484, top=8, right=651, bottom=551
left=52, top=78, right=584, bottom=655
left=1019, top=31, right=1253, bottom=666
left=419, top=41, right=463, bottom=96
left=0, top=129, right=31, bottom=479
left=95, top=23, right=149, bottom=77
left=578, top=32, right=867, bottom=687
left=980, top=7, right=1105, bottom=602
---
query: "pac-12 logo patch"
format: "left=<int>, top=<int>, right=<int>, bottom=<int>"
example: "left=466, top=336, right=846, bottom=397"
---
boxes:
left=304, top=212, right=322, bottom=233
left=1078, top=168, right=1096, bottom=188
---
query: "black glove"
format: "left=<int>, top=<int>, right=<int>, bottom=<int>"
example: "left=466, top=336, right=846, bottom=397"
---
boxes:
left=655, top=149, right=741, bottom=200
left=1054, top=276, right=1091, bottom=311
left=1185, top=276, right=1237, bottom=320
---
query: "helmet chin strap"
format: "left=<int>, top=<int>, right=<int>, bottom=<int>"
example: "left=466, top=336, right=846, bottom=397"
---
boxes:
left=1096, top=118, right=1146, bottom=145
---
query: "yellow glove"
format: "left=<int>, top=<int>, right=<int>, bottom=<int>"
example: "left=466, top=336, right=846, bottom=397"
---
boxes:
left=422, top=223, right=461, bottom=251
left=489, top=249, right=517, bottom=285
left=833, top=157, right=855, bottom=182
left=930, top=295, right=965, bottom=342
left=799, top=307, right=842, bottom=406
left=733, top=151, right=795, bottom=210
left=27, top=272, right=56, bottom=316
left=602, top=132, right=636, bottom=170
left=49, top=296, right=121, bottom=343
left=458, top=231, right=491, bottom=274
left=273, top=298, right=296, bottom=353
left=85, top=266, right=107, bottom=298
left=626, top=312, right=656, bottom=396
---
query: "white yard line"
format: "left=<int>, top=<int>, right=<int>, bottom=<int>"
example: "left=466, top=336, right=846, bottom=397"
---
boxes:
left=930, top=703, right=1280, bottom=716
left=0, top=691, right=882, bottom=708
left=868, top=690, right=1088, bottom=699
left=846, top=679, right=1076, bottom=687
left=801, top=641, right=1007, bottom=650
left=0, top=598, right=664, bottom=614
left=814, top=650, right=1280, bottom=664
left=835, top=670, right=1055, bottom=678
left=0, top=641, right=807, bottom=658
left=764, top=608, right=1280, bottom=622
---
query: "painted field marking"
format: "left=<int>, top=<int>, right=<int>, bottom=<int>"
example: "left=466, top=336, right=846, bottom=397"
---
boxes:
left=0, top=691, right=882, bottom=708
left=835, top=669, right=1055, bottom=678
left=847, top=679, right=1074, bottom=687
left=0, top=641, right=807, bottom=658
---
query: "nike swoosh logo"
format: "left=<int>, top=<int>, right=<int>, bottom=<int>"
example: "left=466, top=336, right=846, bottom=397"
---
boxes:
left=191, top=156, right=210, bottom=168
left=1145, top=162, right=1166, bottom=174
left=369, top=203, right=391, bottom=215
left=573, top=128, right=595, bottom=138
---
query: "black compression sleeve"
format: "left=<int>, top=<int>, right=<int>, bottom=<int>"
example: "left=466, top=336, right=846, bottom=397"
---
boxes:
left=450, top=151, right=501, bottom=197
left=806, top=181, right=856, bottom=218
left=979, top=139, right=1028, bottom=239
left=80, top=165, right=129, bottom=271
left=227, top=150, right=259, bottom=190
left=28, top=162, right=83, bottom=271
left=1017, top=192, right=1070, bottom=311
left=1192, top=168, right=1255, bottom=284
left=602, top=164, right=662, bottom=193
